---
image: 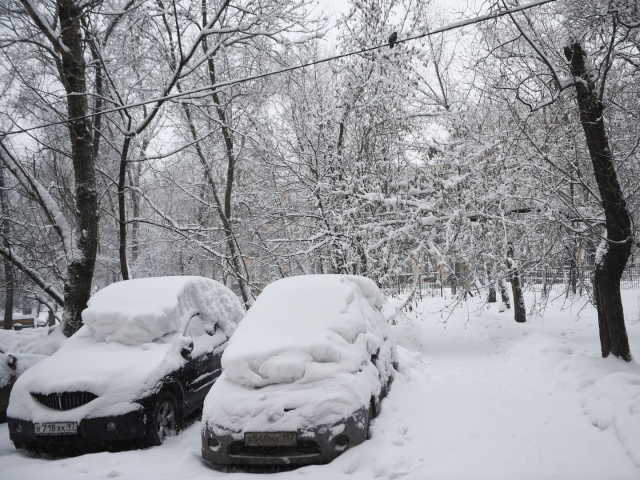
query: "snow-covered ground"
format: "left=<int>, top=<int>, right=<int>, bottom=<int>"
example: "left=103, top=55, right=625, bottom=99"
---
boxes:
left=1, top=289, right=639, bottom=480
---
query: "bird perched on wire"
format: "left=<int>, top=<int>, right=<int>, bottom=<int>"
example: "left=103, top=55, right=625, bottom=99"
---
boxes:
left=389, top=31, right=398, bottom=48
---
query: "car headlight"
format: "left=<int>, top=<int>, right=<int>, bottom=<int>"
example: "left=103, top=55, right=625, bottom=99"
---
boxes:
left=335, top=434, right=349, bottom=447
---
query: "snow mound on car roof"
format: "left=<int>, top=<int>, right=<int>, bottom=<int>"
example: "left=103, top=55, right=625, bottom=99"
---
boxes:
left=82, top=276, right=244, bottom=345
left=221, top=274, right=391, bottom=389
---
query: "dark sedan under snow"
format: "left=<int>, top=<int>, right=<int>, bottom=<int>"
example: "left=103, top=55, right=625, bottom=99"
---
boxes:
left=7, top=276, right=244, bottom=454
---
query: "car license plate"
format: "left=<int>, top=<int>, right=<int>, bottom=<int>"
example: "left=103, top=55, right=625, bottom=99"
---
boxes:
left=244, top=431, right=297, bottom=446
left=34, top=422, right=78, bottom=436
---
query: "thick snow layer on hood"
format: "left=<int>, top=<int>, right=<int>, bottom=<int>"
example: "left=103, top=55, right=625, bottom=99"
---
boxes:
left=83, top=276, right=244, bottom=345
left=6, top=327, right=187, bottom=421
left=204, top=274, right=396, bottom=432
left=204, top=368, right=377, bottom=435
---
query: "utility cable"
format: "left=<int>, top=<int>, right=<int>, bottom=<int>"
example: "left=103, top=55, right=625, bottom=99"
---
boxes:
left=1, top=0, right=557, bottom=137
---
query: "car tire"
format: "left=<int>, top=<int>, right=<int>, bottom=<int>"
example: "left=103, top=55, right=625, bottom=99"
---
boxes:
left=146, top=391, right=180, bottom=446
left=14, top=441, right=39, bottom=454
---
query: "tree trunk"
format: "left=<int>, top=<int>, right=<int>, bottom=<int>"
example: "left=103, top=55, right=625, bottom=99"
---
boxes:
left=568, top=254, right=577, bottom=296
left=486, top=264, right=496, bottom=303
left=507, top=244, right=526, bottom=323
left=564, top=42, right=632, bottom=361
left=488, top=284, right=496, bottom=303
left=0, top=162, right=13, bottom=330
left=117, top=134, right=132, bottom=280
left=197, top=3, right=252, bottom=307
left=56, top=0, right=99, bottom=337
left=130, top=161, right=141, bottom=263
left=499, top=279, right=510, bottom=309
left=450, top=262, right=458, bottom=295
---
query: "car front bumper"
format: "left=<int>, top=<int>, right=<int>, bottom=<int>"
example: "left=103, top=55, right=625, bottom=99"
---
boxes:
left=201, top=406, right=368, bottom=466
left=8, top=408, right=147, bottom=452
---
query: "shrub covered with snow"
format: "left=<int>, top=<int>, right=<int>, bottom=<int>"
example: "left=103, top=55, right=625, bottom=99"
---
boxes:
left=204, top=274, right=397, bottom=433
left=82, top=276, right=244, bottom=345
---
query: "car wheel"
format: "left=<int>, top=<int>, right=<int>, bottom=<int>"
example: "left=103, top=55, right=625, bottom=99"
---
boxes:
left=146, top=391, right=180, bottom=446
left=14, top=441, right=39, bottom=454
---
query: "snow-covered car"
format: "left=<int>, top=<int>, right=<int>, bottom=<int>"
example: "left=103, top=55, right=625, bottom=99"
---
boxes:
left=0, top=347, right=46, bottom=422
left=201, top=274, right=397, bottom=466
left=7, top=276, right=244, bottom=454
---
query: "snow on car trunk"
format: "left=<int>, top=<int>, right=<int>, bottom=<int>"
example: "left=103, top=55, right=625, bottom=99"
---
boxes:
left=204, top=275, right=397, bottom=433
left=83, top=276, right=244, bottom=345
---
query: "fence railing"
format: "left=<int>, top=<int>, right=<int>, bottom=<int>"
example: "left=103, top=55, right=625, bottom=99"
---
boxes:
left=387, top=267, right=640, bottom=298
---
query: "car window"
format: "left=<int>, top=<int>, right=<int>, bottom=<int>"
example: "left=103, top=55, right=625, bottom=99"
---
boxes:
left=184, top=315, right=207, bottom=338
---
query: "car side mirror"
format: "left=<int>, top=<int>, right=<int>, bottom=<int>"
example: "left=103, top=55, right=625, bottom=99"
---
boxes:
left=181, top=341, right=194, bottom=360
left=7, top=354, right=17, bottom=370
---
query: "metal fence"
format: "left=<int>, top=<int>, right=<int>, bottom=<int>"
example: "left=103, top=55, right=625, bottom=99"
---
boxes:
left=387, top=267, right=640, bottom=298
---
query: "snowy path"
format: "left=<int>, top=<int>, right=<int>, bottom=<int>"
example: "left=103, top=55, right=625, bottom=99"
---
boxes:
left=1, top=292, right=640, bottom=480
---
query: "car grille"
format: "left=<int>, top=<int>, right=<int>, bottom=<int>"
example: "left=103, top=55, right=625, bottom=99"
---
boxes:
left=228, top=440, right=321, bottom=458
left=31, top=392, right=98, bottom=411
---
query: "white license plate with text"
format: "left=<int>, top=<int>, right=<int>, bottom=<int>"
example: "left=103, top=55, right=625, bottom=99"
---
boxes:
left=244, top=432, right=297, bottom=446
left=34, top=422, right=78, bottom=436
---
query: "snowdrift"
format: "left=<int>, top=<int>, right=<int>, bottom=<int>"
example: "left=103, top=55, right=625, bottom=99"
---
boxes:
left=583, top=372, right=640, bottom=466
left=506, top=331, right=640, bottom=468
left=82, top=276, right=244, bottom=345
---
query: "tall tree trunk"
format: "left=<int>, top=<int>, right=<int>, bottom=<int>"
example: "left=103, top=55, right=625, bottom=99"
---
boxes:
left=488, top=284, right=496, bottom=303
left=564, top=42, right=632, bottom=361
left=486, top=263, right=496, bottom=303
left=0, top=162, right=13, bottom=330
left=195, top=1, right=252, bottom=307
left=507, top=244, right=526, bottom=323
left=117, top=133, right=132, bottom=280
left=568, top=252, right=577, bottom=296
left=450, top=262, right=458, bottom=295
left=56, top=0, right=99, bottom=336
left=130, top=161, right=142, bottom=263
left=499, top=279, right=510, bottom=309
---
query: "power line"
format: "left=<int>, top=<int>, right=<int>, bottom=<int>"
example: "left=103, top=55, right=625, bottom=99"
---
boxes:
left=2, top=0, right=557, bottom=137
